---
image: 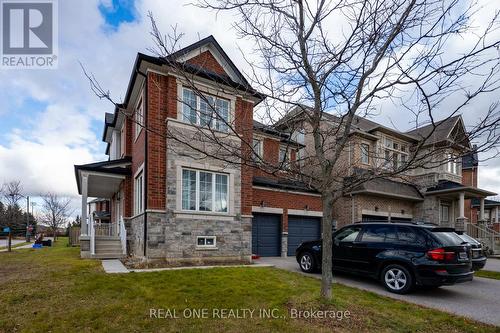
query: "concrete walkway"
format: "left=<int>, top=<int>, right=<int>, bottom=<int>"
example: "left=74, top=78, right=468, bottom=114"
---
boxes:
left=257, top=257, right=500, bottom=326
left=101, top=260, right=274, bottom=274
left=484, top=258, right=500, bottom=272
left=102, top=259, right=129, bottom=273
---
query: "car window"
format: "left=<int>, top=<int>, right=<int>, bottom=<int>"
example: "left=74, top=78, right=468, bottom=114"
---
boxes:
left=360, top=225, right=397, bottom=243
left=432, top=231, right=466, bottom=246
left=335, top=226, right=362, bottom=243
left=397, top=227, right=427, bottom=246
left=456, top=233, right=479, bottom=245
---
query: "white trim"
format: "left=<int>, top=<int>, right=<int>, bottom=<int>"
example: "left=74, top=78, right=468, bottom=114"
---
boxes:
left=252, top=206, right=283, bottom=214
left=174, top=211, right=237, bottom=221
left=79, top=170, right=126, bottom=180
left=288, top=209, right=323, bottom=217
left=252, top=186, right=321, bottom=197
left=134, top=164, right=145, bottom=216
left=166, top=117, right=241, bottom=142
left=134, top=87, right=144, bottom=141
left=196, top=235, right=217, bottom=249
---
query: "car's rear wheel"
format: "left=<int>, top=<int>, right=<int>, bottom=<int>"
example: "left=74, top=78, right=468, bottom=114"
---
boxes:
left=381, top=264, right=414, bottom=294
left=298, top=252, right=316, bottom=273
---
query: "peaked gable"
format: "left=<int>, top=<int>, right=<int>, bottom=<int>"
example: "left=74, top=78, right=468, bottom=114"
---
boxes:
left=168, top=35, right=249, bottom=87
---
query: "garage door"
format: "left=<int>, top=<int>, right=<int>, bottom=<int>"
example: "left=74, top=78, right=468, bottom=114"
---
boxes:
left=362, top=215, right=388, bottom=222
left=252, top=214, right=281, bottom=257
left=287, top=216, right=321, bottom=256
left=391, top=217, right=413, bottom=223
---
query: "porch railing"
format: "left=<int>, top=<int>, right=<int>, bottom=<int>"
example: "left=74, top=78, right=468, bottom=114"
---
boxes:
left=119, top=216, right=126, bottom=255
left=94, top=222, right=118, bottom=237
left=89, top=216, right=95, bottom=256
left=466, top=222, right=500, bottom=254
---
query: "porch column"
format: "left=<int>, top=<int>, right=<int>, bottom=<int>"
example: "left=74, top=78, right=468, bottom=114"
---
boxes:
left=458, top=192, right=465, bottom=219
left=81, top=173, right=88, bottom=235
left=479, top=197, right=485, bottom=221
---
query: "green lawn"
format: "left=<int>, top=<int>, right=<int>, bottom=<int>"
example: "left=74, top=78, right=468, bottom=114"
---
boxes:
left=0, top=239, right=496, bottom=333
left=475, top=270, right=500, bottom=280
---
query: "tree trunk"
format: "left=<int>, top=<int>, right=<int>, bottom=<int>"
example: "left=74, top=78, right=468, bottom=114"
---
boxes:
left=320, top=193, right=335, bottom=299
left=8, top=231, right=12, bottom=252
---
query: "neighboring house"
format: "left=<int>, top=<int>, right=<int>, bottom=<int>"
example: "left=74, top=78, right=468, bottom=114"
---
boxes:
left=276, top=107, right=497, bottom=232
left=88, top=198, right=111, bottom=224
left=74, top=36, right=322, bottom=260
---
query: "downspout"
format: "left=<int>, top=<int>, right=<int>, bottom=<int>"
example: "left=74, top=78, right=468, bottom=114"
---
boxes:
left=137, top=69, right=148, bottom=258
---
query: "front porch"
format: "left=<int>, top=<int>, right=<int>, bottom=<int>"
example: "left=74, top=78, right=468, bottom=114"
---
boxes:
left=74, top=158, right=131, bottom=259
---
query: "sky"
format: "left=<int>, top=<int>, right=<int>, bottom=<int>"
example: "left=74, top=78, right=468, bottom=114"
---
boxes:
left=0, top=0, right=499, bottom=217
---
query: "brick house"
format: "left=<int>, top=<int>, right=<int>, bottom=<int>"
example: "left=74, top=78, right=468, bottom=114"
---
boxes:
left=74, top=36, right=498, bottom=260
left=74, top=36, right=322, bottom=260
left=276, top=107, right=497, bottom=231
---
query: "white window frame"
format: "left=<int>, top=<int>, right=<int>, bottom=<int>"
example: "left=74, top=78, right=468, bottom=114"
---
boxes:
left=196, top=236, right=217, bottom=248
left=252, top=138, right=263, bottom=161
left=360, top=143, right=370, bottom=165
left=134, top=169, right=144, bottom=215
left=181, top=168, right=229, bottom=213
left=279, top=147, right=289, bottom=169
left=181, top=87, right=230, bottom=132
left=440, top=204, right=450, bottom=223
left=135, top=94, right=144, bottom=140
left=446, top=153, right=460, bottom=175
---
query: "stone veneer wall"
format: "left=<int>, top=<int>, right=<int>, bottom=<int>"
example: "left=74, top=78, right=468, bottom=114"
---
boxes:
left=127, top=215, right=144, bottom=257
left=145, top=212, right=252, bottom=262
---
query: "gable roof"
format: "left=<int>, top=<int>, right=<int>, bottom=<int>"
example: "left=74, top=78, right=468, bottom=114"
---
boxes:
left=167, top=35, right=251, bottom=89
left=405, top=115, right=465, bottom=145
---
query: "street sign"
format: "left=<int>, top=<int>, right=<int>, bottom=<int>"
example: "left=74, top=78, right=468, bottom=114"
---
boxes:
left=3, top=227, right=10, bottom=233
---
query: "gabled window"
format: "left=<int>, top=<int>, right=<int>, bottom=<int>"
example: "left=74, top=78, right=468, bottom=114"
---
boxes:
left=134, top=171, right=144, bottom=215
left=181, top=88, right=230, bottom=132
left=360, top=143, right=370, bottom=164
left=181, top=169, right=229, bottom=213
left=135, top=96, right=144, bottom=139
left=446, top=154, right=460, bottom=175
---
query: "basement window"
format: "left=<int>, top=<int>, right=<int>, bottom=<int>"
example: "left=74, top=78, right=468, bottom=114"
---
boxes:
left=197, top=236, right=216, bottom=248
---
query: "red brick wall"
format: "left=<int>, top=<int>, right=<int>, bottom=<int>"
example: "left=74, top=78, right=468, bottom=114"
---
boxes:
left=146, top=72, right=170, bottom=210
left=186, top=51, right=227, bottom=76
left=235, top=97, right=254, bottom=215
left=252, top=187, right=322, bottom=231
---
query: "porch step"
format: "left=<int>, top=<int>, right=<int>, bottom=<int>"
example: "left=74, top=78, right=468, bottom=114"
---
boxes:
left=92, top=253, right=125, bottom=259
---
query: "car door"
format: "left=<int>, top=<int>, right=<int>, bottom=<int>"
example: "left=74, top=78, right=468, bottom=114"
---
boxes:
left=332, top=225, right=363, bottom=270
left=353, top=224, right=398, bottom=274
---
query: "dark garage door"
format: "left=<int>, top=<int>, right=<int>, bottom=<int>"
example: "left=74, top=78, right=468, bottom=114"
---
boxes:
left=252, top=214, right=281, bottom=257
left=287, top=216, right=321, bottom=256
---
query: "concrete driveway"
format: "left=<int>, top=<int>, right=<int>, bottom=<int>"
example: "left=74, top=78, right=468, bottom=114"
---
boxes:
left=257, top=257, right=500, bottom=326
left=484, top=258, right=500, bottom=272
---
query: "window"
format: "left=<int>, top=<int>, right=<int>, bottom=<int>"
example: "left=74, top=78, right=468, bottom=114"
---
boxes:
left=384, top=138, right=393, bottom=148
left=135, top=96, right=144, bottom=139
left=252, top=138, right=262, bottom=161
left=440, top=204, right=449, bottom=223
left=181, top=169, right=229, bottom=213
left=396, top=227, right=427, bottom=246
left=278, top=147, right=289, bottom=169
left=292, top=129, right=305, bottom=144
left=360, top=143, right=370, bottom=164
left=134, top=171, right=144, bottom=215
left=360, top=225, right=397, bottom=243
left=334, top=226, right=362, bottom=244
left=181, top=88, right=230, bottom=132
left=197, top=236, right=216, bottom=248
left=446, top=154, right=459, bottom=175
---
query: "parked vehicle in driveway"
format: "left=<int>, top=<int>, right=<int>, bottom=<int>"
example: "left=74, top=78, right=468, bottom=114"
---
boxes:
left=295, top=222, right=473, bottom=294
left=455, top=232, right=487, bottom=271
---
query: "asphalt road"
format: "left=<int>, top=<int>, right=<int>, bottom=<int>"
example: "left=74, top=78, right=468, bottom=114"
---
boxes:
left=484, top=258, right=500, bottom=272
left=257, top=257, right=500, bottom=326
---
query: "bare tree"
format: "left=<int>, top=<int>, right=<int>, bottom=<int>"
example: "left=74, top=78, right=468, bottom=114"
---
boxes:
left=82, top=0, right=500, bottom=299
left=2, top=181, right=24, bottom=252
left=40, top=193, right=73, bottom=241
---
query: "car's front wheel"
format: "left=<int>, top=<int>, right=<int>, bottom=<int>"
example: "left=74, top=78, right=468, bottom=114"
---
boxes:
left=298, top=252, right=316, bottom=273
left=381, top=264, right=414, bottom=294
